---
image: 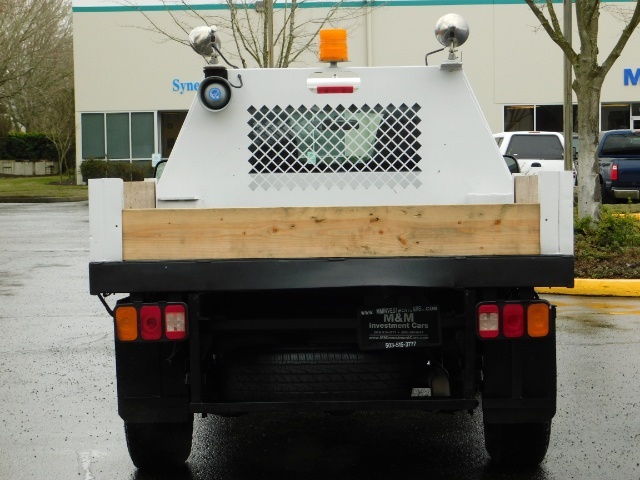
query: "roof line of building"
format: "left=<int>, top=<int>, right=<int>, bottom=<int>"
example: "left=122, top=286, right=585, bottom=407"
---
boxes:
left=74, top=0, right=635, bottom=13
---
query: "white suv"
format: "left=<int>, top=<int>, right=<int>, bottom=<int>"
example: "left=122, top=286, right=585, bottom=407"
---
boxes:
left=493, top=131, right=566, bottom=175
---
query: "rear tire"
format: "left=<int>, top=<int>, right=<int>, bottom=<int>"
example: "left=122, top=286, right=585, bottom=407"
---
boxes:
left=601, top=181, right=615, bottom=204
left=223, top=349, right=413, bottom=401
left=484, top=421, right=551, bottom=466
left=125, top=419, right=193, bottom=470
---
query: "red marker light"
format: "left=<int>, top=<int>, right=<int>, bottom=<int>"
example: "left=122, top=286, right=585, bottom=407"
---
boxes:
left=317, top=86, right=354, bottom=94
left=502, top=304, right=524, bottom=338
left=140, top=305, right=162, bottom=341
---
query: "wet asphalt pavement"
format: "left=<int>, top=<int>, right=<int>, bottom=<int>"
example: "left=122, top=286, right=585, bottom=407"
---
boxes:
left=0, top=202, right=639, bottom=480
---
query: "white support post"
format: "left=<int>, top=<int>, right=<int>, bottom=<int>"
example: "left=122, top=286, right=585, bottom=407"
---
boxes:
left=538, top=171, right=573, bottom=254
left=89, top=178, right=124, bottom=262
left=558, top=171, right=574, bottom=255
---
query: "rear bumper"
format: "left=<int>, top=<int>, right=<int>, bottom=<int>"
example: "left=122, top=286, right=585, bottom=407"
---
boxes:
left=191, top=398, right=479, bottom=415
left=90, top=255, right=574, bottom=294
left=612, top=188, right=640, bottom=200
left=117, top=395, right=554, bottom=422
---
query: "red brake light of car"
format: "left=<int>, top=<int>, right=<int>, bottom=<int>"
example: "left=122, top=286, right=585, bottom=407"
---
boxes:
left=611, top=163, right=618, bottom=181
left=140, top=305, right=162, bottom=341
left=478, top=304, right=500, bottom=339
left=165, top=304, right=187, bottom=340
left=502, top=304, right=525, bottom=338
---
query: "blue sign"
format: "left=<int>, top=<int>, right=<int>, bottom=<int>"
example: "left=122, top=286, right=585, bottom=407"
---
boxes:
left=624, top=68, right=640, bottom=86
left=172, top=79, right=200, bottom=94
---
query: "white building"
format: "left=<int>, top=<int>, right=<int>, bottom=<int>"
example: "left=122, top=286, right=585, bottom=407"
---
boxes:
left=72, top=0, right=640, bottom=182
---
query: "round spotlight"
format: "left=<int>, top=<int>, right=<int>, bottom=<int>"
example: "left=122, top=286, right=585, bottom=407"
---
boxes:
left=198, top=76, right=232, bottom=112
left=435, top=14, right=469, bottom=49
left=189, top=26, right=217, bottom=57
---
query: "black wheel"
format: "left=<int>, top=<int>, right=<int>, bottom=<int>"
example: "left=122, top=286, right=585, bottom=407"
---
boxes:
left=484, top=421, right=551, bottom=466
left=601, top=181, right=615, bottom=204
left=223, top=349, right=413, bottom=401
left=125, top=419, right=193, bottom=470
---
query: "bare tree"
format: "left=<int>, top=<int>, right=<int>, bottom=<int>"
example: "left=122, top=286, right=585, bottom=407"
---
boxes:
left=125, top=0, right=367, bottom=68
left=0, top=0, right=75, bottom=181
left=524, top=0, right=640, bottom=221
left=40, top=86, right=76, bottom=183
left=0, top=0, right=73, bottom=109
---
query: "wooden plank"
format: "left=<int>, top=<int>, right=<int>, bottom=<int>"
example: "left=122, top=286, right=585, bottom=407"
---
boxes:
left=123, top=181, right=156, bottom=209
left=514, top=175, right=539, bottom=204
left=122, top=204, right=541, bottom=261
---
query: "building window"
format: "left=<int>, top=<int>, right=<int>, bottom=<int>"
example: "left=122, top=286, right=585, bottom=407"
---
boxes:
left=132, top=113, right=154, bottom=158
left=504, top=105, right=534, bottom=132
left=106, top=113, right=130, bottom=159
left=504, top=104, right=578, bottom=133
left=81, top=112, right=155, bottom=160
left=601, top=103, right=630, bottom=131
left=81, top=113, right=105, bottom=159
left=536, top=105, right=563, bottom=132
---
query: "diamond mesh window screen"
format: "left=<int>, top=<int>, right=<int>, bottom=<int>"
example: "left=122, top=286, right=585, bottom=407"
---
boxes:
left=247, top=103, right=422, bottom=191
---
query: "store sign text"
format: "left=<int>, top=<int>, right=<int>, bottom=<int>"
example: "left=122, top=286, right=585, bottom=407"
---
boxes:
left=624, top=69, right=640, bottom=86
left=172, top=79, right=200, bottom=94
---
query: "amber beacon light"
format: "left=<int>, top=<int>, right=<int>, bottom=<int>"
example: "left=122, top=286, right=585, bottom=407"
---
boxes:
left=319, top=29, right=348, bottom=63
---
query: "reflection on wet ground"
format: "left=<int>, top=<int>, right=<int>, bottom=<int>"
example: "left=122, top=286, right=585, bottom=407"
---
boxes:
left=1, top=204, right=639, bottom=480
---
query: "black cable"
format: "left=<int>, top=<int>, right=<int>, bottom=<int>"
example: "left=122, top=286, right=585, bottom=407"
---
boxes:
left=97, top=293, right=114, bottom=318
left=212, top=44, right=239, bottom=70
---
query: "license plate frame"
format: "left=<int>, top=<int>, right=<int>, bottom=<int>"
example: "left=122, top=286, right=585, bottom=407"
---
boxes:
left=358, top=305, right=441, bottom=350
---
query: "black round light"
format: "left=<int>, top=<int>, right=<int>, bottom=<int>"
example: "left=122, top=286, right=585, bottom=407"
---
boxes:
left=198, top=76, right=232, bottom=112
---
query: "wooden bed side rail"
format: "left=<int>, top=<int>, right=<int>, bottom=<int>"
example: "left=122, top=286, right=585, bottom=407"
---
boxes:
left=121, top=204, right=541, bottom=261
left=89, top=172, right=572, bottom=263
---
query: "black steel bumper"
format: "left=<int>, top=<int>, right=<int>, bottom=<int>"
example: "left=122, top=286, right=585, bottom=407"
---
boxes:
left=90, top=255, right=574, bottom=294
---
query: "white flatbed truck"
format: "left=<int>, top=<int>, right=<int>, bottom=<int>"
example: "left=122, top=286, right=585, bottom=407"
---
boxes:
left=88, top=16, right=574, bottom=470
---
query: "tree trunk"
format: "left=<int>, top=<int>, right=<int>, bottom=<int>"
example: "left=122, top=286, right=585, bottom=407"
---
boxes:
left=575, top=76, right=603, bottom=221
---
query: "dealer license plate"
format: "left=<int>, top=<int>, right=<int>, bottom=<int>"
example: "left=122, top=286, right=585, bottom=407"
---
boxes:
left=358, top=305, right=441, bottom=350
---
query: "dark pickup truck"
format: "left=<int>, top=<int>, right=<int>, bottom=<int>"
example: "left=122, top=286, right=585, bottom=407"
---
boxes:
left=599, top=130, right=640, bottom=203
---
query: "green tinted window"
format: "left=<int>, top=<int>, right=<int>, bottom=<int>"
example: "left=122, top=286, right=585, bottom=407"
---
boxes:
left=81, top=113, right=105, bottom=159
left=106, top=113, right=130, bottom=159
left=132, top=112, right=154, bottom=159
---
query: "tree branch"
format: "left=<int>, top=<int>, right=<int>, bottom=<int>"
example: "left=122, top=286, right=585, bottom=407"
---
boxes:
left=523, top=0, right=578, bottom=65
left=601, top=0, right=640, bottom=75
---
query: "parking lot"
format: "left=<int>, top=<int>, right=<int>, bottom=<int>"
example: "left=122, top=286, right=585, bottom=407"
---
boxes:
left=1, top=202, right=639, bottom=479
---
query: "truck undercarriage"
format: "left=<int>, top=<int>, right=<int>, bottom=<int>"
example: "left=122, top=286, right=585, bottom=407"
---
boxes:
left=91, top=255, right=570, bottom=468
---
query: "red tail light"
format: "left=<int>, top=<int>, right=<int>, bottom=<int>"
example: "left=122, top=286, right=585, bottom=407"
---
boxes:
left=477, top=301, right=551, bottom=340
left=140, top=305, right=162, bottom=341
left=502, top=304, right=525, bottom=338
left=113, top=303, right=188, bottom=342
left=165, top=304, right=187, bottom=340
left=611, top=163, right=618, bottom=181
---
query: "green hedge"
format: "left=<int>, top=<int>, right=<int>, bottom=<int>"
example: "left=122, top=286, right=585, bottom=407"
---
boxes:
left=0, top=133, right=57, bottom=160
left=80, top=159, right=151, bottom=182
